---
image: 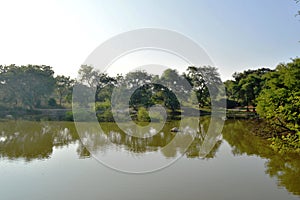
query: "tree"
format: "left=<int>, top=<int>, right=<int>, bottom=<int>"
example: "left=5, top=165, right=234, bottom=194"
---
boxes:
left=151, top=85, right=180, bottom=112
left=184, top=66, right=222, bottom=108
left=0, top=65, right=55, bottom=109
left=224, top=80, right=238, bottom=100
left=157, top=69, right=188, bottom=110
left=228, top=68, right=273, bottom=110
left=124, top=70, right=154, bottom=110
left=55, top=75, right=75, bottom=106
left=78, top=65, right=100, bottom=88
left=95, top=73, right=117, bottom=102
left=257, top=58, right=300, bottom=135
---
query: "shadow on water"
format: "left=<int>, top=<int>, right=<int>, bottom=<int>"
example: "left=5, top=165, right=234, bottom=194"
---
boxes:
left=0, top=118, right=300, bottom=196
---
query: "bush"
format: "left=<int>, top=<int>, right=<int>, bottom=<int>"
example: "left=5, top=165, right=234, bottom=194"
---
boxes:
left=137, top=107, right=150, bottom=122
left=95, top=100, right=114, bottom=122
left=64, top=111, right=74, bottom=121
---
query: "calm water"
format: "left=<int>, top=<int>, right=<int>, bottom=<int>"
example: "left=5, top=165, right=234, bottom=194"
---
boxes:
left=0, top=118, right=300, bottom=200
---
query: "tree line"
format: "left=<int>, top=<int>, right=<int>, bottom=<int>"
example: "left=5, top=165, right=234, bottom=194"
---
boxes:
left=0, top=64, right=223, bottom=120
left=225, top=58, right=300, bottom=133
left=0, top=59, right=299, bottom=150
left=75, top=65, right=223, bottom=122
left=0, top=65, right=74, bottom=110
left=225, top=58, right=300, bottom=152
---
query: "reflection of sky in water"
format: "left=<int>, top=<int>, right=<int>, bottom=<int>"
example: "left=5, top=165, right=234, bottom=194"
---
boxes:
left=0, top=120, right=300, bottom=199
left=0, top=140, right=298, bottom=200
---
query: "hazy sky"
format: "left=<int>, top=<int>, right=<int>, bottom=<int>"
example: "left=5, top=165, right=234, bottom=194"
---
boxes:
left=0, top=0, right=299, bottom=80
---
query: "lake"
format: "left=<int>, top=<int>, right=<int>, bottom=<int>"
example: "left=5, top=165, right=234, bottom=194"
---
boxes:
left=0, top=118, right=300, bottom=200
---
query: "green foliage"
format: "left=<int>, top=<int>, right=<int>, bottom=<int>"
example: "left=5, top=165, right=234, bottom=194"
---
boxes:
left=64, top=111, right=74, bottom=121
left=0, top=64, right=223, bottom=121
left=96, top=76, right=116, bottom=102
left=125, top=70, right=154, bottom=109
left=137, top=107, right=150, bottom=122
left=257, top=59, right=300, bottom=130
left=78, top=65, right=99, bottom=87
left=226, top=68, right=273, bottom=108
left=55, top=75, right=74, bottom=106
left=0, top=65, right=56, bottom=109
left=151, top=85, right=180, bottom=112
left=224, top=80, right=239, bottom=103
left=184, top=66, right=222, bottom=107
left=95, top=100, right=114, bottom=122
left=75, top=66, right=224, bottom=121
left=257, top=58, right=300, bottom=151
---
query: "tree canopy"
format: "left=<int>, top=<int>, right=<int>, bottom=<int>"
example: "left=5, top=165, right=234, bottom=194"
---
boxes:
left=75, top=65, right=222, bottom=121
left=0, top=65, right=76, bottom=114
left=0, top=65, right=55, bottom=109
left=256, top=58, right=300, bottom=135
left=225, top=68, right=273, bottom=110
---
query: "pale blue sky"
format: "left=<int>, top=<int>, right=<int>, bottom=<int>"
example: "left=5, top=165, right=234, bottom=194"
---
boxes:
left=0, top=0, right=299, bottom=80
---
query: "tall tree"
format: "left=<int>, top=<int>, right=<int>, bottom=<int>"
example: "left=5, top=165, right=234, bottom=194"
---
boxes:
left=124, top=70, right=153, bottom=109
left=184, top=66, right=222, bottom=108
left=0, top=65, right=55, bottom=109
left=257, top=58, right=300, bottom=134
left=78, top=65, right=100, bottom=88
left=229, top=68, right=273, bottom=110
left=55, top=75, right=75, bottom=106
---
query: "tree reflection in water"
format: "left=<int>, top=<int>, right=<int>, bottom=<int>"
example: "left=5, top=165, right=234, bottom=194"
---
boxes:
left=223, top=120, right=300, bottom=196
left=0, top=118, right=221, bottom=160
left=0, top=121, right=78, bottom=161
left=0, top=119, right=300, bottom=196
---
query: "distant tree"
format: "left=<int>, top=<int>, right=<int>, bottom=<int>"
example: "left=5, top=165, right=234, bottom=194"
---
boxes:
left=55, top=75, right=75, bottom=106
left=95, top=73, right=116, bottom=102
left=78, top=65, right=100, bottom=87
left=229, top=68, right=273, bottom=110
left=152, top=69, right=189, bottom=112
left=124, top=70, right=152, bottom=88
left=124, top=70, right=154, bottom=110
left=0, top=65, right=55, bottom=109
left=184, top=66, right=222, bottom=108
left=224, top=80, right=239, bottom=102
left=151, top=84, right=180, bottom=112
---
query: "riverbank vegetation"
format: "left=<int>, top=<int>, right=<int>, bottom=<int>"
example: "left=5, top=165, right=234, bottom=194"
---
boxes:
left=225, top=58, right=300, bottom=153
left=0, top=64, right=224, bottom=121
left=0, top=58, right=299, bottom=152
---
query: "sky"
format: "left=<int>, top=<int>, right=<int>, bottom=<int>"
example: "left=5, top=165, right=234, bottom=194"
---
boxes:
left=0, top=0, right=299, bottom=80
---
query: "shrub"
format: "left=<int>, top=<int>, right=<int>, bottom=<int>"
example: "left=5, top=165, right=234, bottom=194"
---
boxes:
left=65, top=111, right=74, bottom=121
left=137, top=107, right=150, bottom=122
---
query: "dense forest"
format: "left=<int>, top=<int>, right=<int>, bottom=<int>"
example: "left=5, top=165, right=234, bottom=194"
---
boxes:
left=0, top=58, right=300, bottom=152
